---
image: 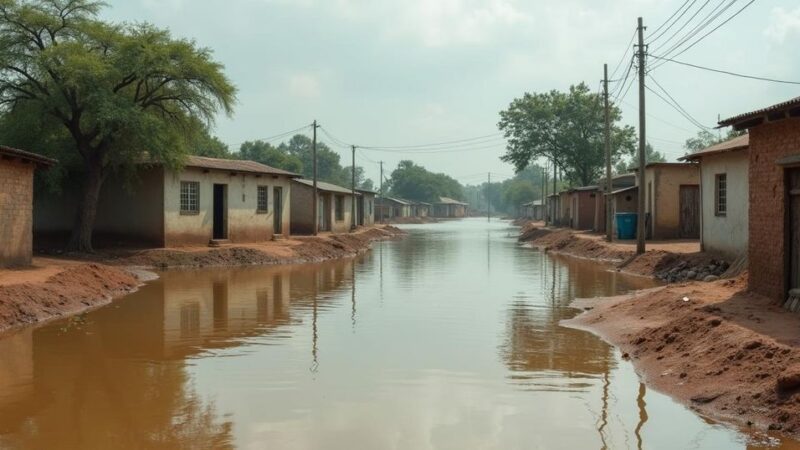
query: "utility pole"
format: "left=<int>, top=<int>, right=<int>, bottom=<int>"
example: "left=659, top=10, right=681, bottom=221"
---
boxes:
left=636, top=17, right=647, bottom=254
left=351, top=145, right=356, bottom=231
left=487, top=173, right=491, bottom=222
left=552, top=160, right=557, bottom=225
left=379, top=161, right=384, bottom=224
left=603, top=63, right=613, bottom=242
left=312, top=120, right=319, bottom=236
left=541, top=163, right=546, bottom=222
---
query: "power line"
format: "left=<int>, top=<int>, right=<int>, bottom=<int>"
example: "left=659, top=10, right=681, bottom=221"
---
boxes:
left=646, top=74, right=712, bottom=130
left=609, top=28, right=638, bottom=80
left=649, top=0, right=712, bottom=52
left=668, top=0, right=755, bottom=60
left=228, top=123, right=312, bottom=149
left=620, top=99, right=695, bottom=133
left=649, top=54, right=800, bottom=85
left=647, top=0, right=698, bottom=44
left=653, top=0, right=737, bottom=58
left=360, top=132, right=504, bottom=150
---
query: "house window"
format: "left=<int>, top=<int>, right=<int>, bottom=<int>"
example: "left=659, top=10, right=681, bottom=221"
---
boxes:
left=257, top=186, right=268, bottom=213
left=180, top=181, right=199, bottom=214
left=335, top=195, right=345, bottom=221
left=715, top=174, right=727, bottom=216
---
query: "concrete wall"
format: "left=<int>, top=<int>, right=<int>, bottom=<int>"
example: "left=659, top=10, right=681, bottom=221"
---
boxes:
left=610, top=189, right=638, bottom=237
left=699, top=150, right=749, bottom=259
left=644, top=165, right=700, bottom=239
left=290, top=182, right=356, bottom=234
left=748, top=119, right=800, bottom=301
left=163, top=168, right=292, bottom=245
left=0, top=159, right=34, bottom=266
left=358, top=193, right=375, bottom=226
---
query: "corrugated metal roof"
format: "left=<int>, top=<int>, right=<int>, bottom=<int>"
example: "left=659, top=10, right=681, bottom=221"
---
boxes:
left=436, top=197, right=468, bottom=205
left=0, top=145, right=57, bottom=166
left=185, top=155, right=298, bottom=177
left=719, top=96, right=800, bottom=127
left=608, top=185, right=638, bottom=196
left=681, top=134, right=749, bottom=161
left=293, top=178, right=360, bottom=195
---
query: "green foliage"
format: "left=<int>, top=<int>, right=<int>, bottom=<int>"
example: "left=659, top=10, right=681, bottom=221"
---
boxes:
left=684, top=129, right=745, bottom=153
left=388, top=160, right=463, bottom=202
left=463, top=165, right=550, bottom=214
left=614, top=142, right=667, bottom=173
left=191, top=129, right=231, bottom=158
left=498, top=83, right=636, bottom=186
left=0, top=0, right=237, bottom=250
left=239, top=140, right=302, bottom=173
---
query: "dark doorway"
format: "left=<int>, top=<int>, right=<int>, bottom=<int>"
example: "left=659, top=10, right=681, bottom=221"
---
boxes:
left=788, top=169, right=800, bottom=297
left=357, top=197, right=365, bottom=226
left=273, top=186, right=283, bottom=235
left=213, top=184, right=227, bottom=239
left=679, top=185, right=700, bottom=239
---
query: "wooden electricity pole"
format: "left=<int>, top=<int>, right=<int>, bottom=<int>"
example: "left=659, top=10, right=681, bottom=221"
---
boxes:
left=636, top=17, right=647, bottom=254
left=379, top=161, right=384, bottom=223
left=351, top=145, right=357, bottom=231
left=312, top=119, right=319, bottom=236
left=603, top=63, right=613, bottom=242
left=487, top=172, right=491, bottom=222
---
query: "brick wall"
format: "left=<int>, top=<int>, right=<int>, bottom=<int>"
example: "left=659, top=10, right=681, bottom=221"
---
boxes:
left=748, top=118, right=800, bottom=301
left=0, top=159, right=34, bottom=267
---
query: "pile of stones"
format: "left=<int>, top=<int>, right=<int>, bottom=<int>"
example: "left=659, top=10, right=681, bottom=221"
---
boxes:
left=656, top=259, right=730, bottom=283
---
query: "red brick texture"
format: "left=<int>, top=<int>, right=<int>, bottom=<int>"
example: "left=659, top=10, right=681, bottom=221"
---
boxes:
left=748, top=118, right=800, bottom=301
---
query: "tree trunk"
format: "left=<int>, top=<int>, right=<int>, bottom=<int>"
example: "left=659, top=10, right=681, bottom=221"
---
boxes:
left=67, top=161, right=105, bottom=252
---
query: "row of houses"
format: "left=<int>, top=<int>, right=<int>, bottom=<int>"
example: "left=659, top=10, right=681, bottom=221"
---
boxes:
left=376, top=196, right=468, bottom=220
left=0, top=152, right=388, bottom=266
left=523, top=95, right=800, bottom=308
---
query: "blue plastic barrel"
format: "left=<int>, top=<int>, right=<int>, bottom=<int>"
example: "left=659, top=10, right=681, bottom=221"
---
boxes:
left=615, top=213, right=637, bottom=240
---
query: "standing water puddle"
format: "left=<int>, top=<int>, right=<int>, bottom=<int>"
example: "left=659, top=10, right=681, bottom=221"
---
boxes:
left=0, top=219, right=797, bottom=449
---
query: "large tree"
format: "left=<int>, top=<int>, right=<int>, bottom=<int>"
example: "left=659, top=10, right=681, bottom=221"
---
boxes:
left=239, top=140, right=303, bottom=173
left=498, top=83, right=636, bottom=186
left=388, top=160, right=463, bottom=202
left=614, top=142, right=667, bottom=173
left=0, top=0, right=236, bottom=251
left=684, top=129, right=745, bottom=153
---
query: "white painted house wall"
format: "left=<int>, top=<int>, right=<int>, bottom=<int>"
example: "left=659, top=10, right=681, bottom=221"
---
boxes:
left=699, top=150, right=749, bottom=259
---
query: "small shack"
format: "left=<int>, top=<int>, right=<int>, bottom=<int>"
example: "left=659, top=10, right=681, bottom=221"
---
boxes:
left=520, top=200, right=544, bottom=220
left=546, top=194, right=560, bottom=225
left=681, top=134, right=749, bottom=259
left=594, top=174, right=636, bottom=233
left=291, top=179, right=360, bottom=234
left=635, top=162, right=701, bottom=240
left=433, top=197, right=467, bottom=218
left=718, top=96, right=800, bottom=306
left=558, top=190, right=573, bottom=227
left=355, top=188, right=376, bottom=227
left=35, top=156, right=295, bottom=246
left=0, top=146, right=55, bottom=267
left=376, top=197, right=411, bottom=221
left=410, top=201, right=431, bottom=217
left=606, top=186, right=638, bottom=238
left=570, top=186, right=599, bottom=230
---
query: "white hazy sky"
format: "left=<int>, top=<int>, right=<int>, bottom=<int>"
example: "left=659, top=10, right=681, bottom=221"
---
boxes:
left=102, top=0, right=800, bottom=186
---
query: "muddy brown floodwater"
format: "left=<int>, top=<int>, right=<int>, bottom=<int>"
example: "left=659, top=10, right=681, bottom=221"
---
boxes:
left=0, top=219, right=798, bottom=449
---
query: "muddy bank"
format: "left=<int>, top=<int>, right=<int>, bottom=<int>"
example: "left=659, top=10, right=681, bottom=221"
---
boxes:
left=563, top=276, right=800, bottom=438
left=385, top=216, right=440, bottom=224
left=101, top=225, right=407, bottom=270
left=517, top=223, right=731, bottom=282
left=0, top=264, right=141, bottom=333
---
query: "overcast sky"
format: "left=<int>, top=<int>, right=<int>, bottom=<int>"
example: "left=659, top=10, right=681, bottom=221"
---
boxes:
left=102, top=0, right=800, bottom=186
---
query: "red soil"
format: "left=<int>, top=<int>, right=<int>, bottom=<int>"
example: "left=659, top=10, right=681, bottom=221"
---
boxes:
left=563, top=275, right=800, bottom=438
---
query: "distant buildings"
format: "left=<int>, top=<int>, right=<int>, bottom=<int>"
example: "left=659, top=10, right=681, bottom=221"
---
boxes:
left=433, top=197, right=468, bottom=218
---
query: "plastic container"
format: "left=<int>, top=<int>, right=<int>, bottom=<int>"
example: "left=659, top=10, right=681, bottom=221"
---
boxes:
left=615, top=212, right=637, bottom=240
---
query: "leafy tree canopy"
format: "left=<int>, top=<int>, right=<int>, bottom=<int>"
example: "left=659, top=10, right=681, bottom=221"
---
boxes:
left=498, top=83, right=636, bottom=186
left=614, top=142, right=667, bottom=174
left=238, top=140, right=303, bottom=173
left=388, top=160, right=463, bottom=203
left=684, top=129, right=745, bottom=153
left=0, top=0, right=237, bottom=251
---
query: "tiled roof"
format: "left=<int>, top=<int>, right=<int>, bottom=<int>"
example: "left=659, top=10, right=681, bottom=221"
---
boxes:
left=681, top=134, right=749, bottom=161
left=185, top=155, right=298, bottom=177
left=293, top=178, right=360, bottom=195
left=0, top=145, right=56, bottom=166
left=719, top=96, right=800, bottom=128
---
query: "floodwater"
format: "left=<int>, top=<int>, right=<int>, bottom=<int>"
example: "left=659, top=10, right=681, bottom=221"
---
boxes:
left=0, top=219, right=797, bottom=449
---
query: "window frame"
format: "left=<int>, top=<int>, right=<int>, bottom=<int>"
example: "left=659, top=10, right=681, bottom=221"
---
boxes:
left=715, top=173, right=727, bottom=216
left=256, top=185, right=269, bottom=214
left=180, top=181, right=200, bottom=215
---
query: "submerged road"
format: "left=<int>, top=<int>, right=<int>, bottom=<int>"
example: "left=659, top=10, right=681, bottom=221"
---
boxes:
left=0, top=219, right=792, bottom=449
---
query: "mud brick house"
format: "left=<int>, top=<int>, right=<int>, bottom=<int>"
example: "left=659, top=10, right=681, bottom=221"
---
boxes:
left=0, top=146, right=55, bottom=267
left=410, top=201, right=431, bottom=218
left=558, top=190, right=573, bottom=226
left=35, top=156, right=296, bottom=246
left=433, top=197, right=468, bottom=218
left=719, top=96, right=800, bottom=307
left=634, top=163, right=701, bottom=240
left=375, top=197, right=410, bottom=221
left=681, top=134, right=749, bottom=260
left=520, top=200, right=544, bottom=220
left=291, top=179, right=360, bottom=234
left=355, top=188, right=376, bottom=226
left=546, top=193, right=559, bottom=225
left=570, top=186, right=599, bottom=230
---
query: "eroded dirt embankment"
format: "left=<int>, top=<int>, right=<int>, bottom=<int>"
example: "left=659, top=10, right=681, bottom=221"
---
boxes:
left=562, top=276, right=800, bottom=437
left=0, top=264, right=140, bottom=333
left=114, top=225, right=406, bottom=269
left=516, top=222, right=732, bottom=282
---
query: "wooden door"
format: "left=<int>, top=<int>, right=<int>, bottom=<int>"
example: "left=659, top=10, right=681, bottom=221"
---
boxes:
left=679, top=185, right=700, bottom=239
left=788, top=169, right=800, bottom=292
